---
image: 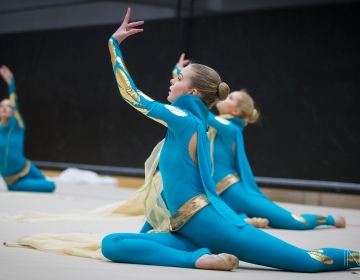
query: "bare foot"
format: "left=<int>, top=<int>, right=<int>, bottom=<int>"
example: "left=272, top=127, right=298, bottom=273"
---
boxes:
left=244, top=217, right=269, bottom=228
left=334, top=215, right=346, bottom=228
left=195, top=253, right=239, bottom=271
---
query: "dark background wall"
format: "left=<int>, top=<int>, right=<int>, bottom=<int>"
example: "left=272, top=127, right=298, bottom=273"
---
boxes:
left=0, top=2, right=359, bottom=183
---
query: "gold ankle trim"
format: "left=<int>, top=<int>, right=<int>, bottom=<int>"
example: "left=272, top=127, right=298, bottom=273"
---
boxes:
left=170, top=193, right=210, bottom=231
left=316, top=215, right=327, bottom=223
left=348, top=251, right=359, bottom=263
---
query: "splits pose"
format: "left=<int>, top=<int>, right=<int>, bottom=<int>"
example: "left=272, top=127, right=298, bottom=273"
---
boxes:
left=0, top=66, right=55, bottom=192
left=101, top=9, right=358, bottom=272
left=173, top=61, right=345, bottom=230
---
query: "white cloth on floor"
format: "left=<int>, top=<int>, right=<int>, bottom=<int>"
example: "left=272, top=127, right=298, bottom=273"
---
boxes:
left=48, top=168, right=118, bottom=186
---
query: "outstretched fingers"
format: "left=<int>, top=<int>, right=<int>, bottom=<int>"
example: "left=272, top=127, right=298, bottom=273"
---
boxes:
left=123, top=8, right=131, bottom=24
left=127, top=21, right=144, bottom=29
left=127, top=28, right=144, bottom=36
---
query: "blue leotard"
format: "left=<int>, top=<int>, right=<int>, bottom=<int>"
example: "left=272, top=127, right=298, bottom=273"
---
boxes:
left=0, top=78, right=55, bottom=192
left=102, top=39, right=358, bottom=272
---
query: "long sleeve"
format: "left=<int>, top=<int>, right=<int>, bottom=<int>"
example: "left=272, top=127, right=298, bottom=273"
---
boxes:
left=208, top=112, right=236, bottom=137
left=8, top=78, right=24, bottom=128
left=108, top=37, right=191, bottom=135
left=172, top=66, right=181, bottom=79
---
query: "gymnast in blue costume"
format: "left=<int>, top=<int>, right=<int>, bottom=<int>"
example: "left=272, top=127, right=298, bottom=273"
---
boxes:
left=0, top=65, right=55, bottom=192
left=173, top=57, right=346, bottom=230
left=102, top=9, right=358, bottom=272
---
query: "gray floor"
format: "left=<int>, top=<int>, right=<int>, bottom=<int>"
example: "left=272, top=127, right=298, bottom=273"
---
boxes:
left=0, top=179, right=359, bottom=280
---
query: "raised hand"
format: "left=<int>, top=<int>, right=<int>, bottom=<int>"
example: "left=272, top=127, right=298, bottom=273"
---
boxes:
left=113, top=8, right=144, bottom=43
left=0, top=65, right=14, bottom=86
left=176, top=53, right=190, bottom=70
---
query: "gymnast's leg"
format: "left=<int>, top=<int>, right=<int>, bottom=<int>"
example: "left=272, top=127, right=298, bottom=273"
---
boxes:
left=220, top=182, right=343, bottom=229
left=7, top=163, right=56, bottom=192
left=180, top=205, right=358, bottom=272
left=102, top=232, right=212, bottom=268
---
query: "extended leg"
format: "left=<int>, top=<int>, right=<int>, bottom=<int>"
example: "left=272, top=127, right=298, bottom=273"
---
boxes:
left=180, top=205, right=358, bottom=272
left=102, top=232, right=210, bottom=268
left=221, top=182, right=337, bottom=230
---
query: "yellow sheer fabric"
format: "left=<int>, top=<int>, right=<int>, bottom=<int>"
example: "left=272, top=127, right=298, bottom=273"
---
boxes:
left=136, top=139, right=170, bottom=232
left=4, top=140, right=170, bottom=259
left=5, top=233, right=105, bottom=260
left=0, top=141, right=167, bottom=223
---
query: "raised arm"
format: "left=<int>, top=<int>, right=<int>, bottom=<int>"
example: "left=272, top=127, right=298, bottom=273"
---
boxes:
left=0, top=65, right=24, bottom=128
left=208, top=112, right=236, bottom=136
left=172, top=53, right=189, bottom=79
left=110, top=9, right=191, bottom=134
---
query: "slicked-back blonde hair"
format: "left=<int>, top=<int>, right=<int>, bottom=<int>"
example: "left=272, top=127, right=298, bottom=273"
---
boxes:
left=188, top=63, right=229, bottom=108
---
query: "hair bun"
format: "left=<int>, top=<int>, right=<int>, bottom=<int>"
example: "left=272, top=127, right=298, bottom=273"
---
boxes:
left=248, top=108, right=260, bottom=123
left=218, top=82, right=229, bottom=101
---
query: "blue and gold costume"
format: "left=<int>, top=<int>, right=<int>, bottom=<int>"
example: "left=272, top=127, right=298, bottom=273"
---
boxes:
left=0, top=78, right=55, bottom=192
left=102, top=38, right=358, bottom=272
left=208, top=112, right=338, bottom=229
left=174, top=65, right=337, bottom=230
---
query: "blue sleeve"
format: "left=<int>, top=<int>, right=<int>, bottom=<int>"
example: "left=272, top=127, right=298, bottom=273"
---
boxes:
left=8, top=78, right=24, bottom=128
left=208, top=112, right=235, bottom=136
left=109, top=37, right=191, bottom=136
left=172, top=66, right=181, bottom=79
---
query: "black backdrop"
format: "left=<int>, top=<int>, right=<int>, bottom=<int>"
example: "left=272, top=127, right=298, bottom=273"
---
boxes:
left=0, top=3, right=359, bottom=183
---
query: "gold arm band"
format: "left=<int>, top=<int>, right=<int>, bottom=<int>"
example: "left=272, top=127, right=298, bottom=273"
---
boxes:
left=5, top=160, right=31, bottom=185
left=170, top=193, right=210, bottom=232
left=216, top=174, right=240, bottom=195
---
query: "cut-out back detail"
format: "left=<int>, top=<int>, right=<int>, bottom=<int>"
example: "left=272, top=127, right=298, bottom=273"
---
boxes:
left=189, top=132, right=198, bottom=168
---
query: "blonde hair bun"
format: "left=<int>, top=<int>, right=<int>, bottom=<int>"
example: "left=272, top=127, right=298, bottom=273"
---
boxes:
left=218, top=82, right=229, bottom=101
left=248, top=108, right=259, bottom=123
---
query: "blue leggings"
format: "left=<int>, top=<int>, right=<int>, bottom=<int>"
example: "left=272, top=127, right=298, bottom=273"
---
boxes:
left=7, top=163, right=56, bottom=192
left=102, top=205, right=358, bottom=272
left=220, top=181, right=335, bottom=229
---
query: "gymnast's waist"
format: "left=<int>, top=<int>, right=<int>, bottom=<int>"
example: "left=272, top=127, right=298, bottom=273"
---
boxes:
left=169, top=193, right=210, bottom=232
left=4, top=160, right=31, bottom=185
left=216, top=173, right=241, bottom=195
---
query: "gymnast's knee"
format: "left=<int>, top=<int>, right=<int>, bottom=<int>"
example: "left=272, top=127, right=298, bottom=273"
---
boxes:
left=102, top=233, right=130, bottom=261
left=45, top=181, right=56, bottom=192
left=294, top=256, right=324, bottom=273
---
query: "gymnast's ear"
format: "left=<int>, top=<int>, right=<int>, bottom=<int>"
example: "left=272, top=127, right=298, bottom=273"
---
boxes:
left=190, top=89, right=200, bottom=97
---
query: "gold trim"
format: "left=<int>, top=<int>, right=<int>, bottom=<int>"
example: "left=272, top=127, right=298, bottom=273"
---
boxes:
left=108, top=38, right=169, bottom=128
left=316, top=215, right=327, bottom=223
left=5, top=160, right=30, bottom=185
left=216, top=174, right=240, bottom=195
left=170, top=193, right=210, bottom=231
left=307, top=249, right=333, bottom=265
left=348, top=251, right=359, bottom=263
left=291, top=214, right=309, bottom=225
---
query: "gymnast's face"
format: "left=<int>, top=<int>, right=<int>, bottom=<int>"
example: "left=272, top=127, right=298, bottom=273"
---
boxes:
left=168, top=66, right=192, bottom=103
left=216, top=91, right=242, bottom=117
left=0, top=99, right=12, bottom=119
